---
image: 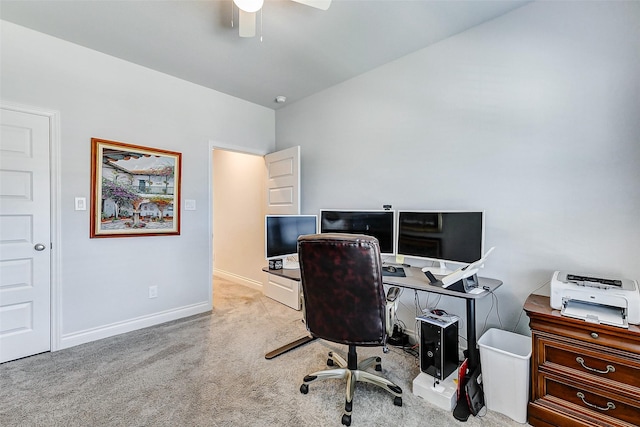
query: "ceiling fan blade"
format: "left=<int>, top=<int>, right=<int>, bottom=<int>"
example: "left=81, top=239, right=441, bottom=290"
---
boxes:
left=291, top=0, right=331, bottom=11
left=238, top=9, right=257, bottom=37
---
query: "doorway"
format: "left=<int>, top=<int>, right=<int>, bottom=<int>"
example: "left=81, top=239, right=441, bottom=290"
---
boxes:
left=211, top=149, right=267, bottom=292
left=210, top=145, right=301, bottom=306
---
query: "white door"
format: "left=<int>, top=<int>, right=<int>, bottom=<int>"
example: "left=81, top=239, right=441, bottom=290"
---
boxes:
left=263, top=146, right=301, bottom=309
left=0, top=107, right=51, bottom=363
left=264, top=146, right=300, bottom=215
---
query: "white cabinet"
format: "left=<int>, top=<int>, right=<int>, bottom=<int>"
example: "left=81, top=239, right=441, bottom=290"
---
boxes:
left=264, top=272, right=301, bottom=310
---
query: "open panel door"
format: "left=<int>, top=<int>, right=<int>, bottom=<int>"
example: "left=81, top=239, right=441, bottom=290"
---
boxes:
left=0, top=107, right=51, bottom=363
left=263, top=146, right=301, bottom=309
left=264, top=146, right=300, bottom=216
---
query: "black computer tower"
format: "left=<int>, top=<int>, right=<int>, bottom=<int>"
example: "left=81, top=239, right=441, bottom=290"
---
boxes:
left=419, top=315, right=459, bottom=380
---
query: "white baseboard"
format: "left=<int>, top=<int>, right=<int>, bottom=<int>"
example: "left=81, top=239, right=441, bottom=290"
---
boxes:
left=213, top=268, right=263, bottom=291
left=58, top=302, right=211, bottom=350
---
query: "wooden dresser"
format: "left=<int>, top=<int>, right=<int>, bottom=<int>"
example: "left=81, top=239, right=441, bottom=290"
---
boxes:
left=524, top=294, right=640, bottom=427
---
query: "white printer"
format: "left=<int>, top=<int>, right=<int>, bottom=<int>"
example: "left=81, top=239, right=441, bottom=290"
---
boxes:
left=550, top=271, right=640, bottom=328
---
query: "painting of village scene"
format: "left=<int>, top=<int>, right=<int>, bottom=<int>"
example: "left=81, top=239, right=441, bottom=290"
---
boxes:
left=90, top=138, right=181, bottom=238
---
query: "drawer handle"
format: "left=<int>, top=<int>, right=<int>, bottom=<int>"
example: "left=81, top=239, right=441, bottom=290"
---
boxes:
left=576, top=357, right=615, bottom=374
left=576, top=392, right=615, bottom=411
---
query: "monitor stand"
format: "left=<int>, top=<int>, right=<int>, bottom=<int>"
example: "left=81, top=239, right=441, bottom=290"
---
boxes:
left=282, top=256, right=300, bottom=270
left=422, top=261, right=454, bottom=276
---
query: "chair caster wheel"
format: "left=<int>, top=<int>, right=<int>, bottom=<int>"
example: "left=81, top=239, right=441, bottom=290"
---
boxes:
left=327, top=358, right=334, bottom=366
left=341, top=414, right=351, bottom=426
left=394, top=396, right=403, bottom=406
left=300, top=384, right=309, bottom=394
left=375, top=364, right=382, bottom=371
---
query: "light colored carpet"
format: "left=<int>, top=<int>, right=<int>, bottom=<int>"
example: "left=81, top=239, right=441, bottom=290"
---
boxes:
left=0, top=277, right=526, bottom=426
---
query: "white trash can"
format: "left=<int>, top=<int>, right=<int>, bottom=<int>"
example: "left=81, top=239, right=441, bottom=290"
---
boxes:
left=477, top=328, right=532, bottom=423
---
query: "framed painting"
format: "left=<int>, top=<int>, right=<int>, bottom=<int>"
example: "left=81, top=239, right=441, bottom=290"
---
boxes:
left=90, top=138, right=182, bottom=238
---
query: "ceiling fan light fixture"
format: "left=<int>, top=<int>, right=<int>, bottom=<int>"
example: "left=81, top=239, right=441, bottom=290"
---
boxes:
left=232, top=0, right=329, bottom=39
left=238, top=9, right=257, bottom=37
left=233, top=0, right=264, bottom=13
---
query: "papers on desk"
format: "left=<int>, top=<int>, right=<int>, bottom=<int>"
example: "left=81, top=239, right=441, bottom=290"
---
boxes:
left=436, top=247, right=495, bottom=288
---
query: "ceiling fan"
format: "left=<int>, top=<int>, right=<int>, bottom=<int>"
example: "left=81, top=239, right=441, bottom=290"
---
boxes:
left=233, top=0, right=332, bottom=38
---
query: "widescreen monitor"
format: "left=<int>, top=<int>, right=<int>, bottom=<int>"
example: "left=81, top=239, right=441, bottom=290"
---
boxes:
left=396, top=211, right=484, bottom=273
left=265, top=215, right=317, bottom=260
left=319, top=209, right=395, bottom=255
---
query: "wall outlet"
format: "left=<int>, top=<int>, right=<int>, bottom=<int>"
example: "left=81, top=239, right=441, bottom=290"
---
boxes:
left=148, top=285, right=158, bottom=298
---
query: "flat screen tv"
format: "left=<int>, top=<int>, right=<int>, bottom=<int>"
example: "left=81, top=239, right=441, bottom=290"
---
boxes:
left=319, top=209, right=395, bottom=255
left=265, top=215, right=317, bottom=264
left=396, top=211, right=484, bottom=274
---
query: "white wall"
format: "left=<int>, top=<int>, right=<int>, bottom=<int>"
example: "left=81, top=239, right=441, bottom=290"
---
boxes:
left=276, top=1, right=640, bottom=338
left=1, top=21, right=275, bottom=348
left=213, top=150, right=266, bottom=288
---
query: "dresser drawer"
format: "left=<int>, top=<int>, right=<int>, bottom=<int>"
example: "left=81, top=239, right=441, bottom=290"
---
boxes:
left=538, top=371, right=640, bottom=426
left=535, top=334, right=640, bottom=394
left=528, top=316, right=640, bottom=354
left=525, top=295, right=640, bottom=427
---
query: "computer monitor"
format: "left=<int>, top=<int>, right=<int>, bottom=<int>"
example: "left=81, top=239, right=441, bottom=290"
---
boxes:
left=319, top=209, right=395, bottom=255
left=396, top=211, right=484, bottom=274
left=265, top=215, right=317, bottom=265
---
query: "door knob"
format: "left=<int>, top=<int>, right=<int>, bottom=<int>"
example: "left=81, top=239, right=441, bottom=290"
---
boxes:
left=34, top=243, right=46, bottom=251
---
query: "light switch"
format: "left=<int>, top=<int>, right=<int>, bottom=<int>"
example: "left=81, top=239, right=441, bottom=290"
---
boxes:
left=75, top=197, right=86, bottom=211
left=184, top=199, right=196, bottom=211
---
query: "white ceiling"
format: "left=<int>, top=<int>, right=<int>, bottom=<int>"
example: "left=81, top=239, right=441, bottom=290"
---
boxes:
left=0, top=0, right=530, bottom=109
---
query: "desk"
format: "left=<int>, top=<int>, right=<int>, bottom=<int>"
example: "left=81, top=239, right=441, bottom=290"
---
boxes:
left=262, top=266, right=502, bottom=371
left=383, top=266, right=502, bottom=372
left=263, top=266, right=501, bottom=421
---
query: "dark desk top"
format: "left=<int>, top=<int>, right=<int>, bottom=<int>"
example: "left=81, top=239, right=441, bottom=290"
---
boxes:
left=262, top=267, right=301, bottom=281
left=262, top=266, right=502, bottom=300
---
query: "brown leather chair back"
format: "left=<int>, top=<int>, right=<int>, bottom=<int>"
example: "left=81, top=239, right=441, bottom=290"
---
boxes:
left=298, top=233, right=387, bottom=346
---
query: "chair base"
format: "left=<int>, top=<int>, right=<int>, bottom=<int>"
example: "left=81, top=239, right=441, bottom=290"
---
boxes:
left=300, top=345, right=402, bottom=426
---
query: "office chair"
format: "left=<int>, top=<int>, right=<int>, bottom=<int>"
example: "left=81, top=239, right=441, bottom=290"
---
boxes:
left=297, top=233, right=402, bottom=427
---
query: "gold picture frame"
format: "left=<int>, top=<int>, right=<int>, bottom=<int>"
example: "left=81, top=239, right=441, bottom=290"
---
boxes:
left=90, top=138, right=182, bottom=238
